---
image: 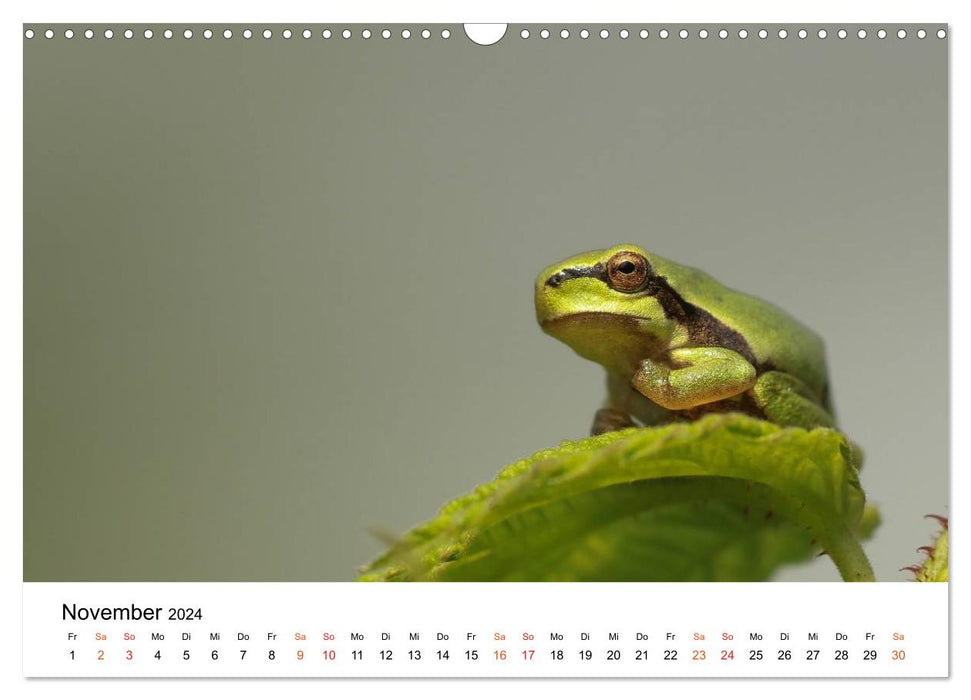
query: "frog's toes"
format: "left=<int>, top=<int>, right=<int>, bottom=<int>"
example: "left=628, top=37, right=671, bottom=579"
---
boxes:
left=591, top=408, right=635, bottom=436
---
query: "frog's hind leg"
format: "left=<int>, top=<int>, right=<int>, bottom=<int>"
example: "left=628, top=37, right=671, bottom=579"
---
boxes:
left=748, top=371, right=835, bottom=430
left=751, top=372, right=864, bottom=469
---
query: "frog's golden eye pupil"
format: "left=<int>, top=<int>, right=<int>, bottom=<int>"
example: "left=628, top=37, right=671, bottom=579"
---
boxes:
left=606, top=251, right=649, bottom=292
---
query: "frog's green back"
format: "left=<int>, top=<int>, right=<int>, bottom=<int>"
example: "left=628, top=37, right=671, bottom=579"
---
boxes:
left=650, top=253, right=829, bottom=401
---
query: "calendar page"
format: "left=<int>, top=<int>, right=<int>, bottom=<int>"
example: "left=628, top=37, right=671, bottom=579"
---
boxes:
left=21, top=14, right=949, bottom=683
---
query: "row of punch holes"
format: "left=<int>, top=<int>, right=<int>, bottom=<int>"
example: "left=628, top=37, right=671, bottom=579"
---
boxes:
left=24, top=25, right=948, bottom=42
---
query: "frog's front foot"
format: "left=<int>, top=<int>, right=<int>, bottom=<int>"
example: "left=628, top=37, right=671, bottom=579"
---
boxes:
left=591, top=407, right=635, bottom=436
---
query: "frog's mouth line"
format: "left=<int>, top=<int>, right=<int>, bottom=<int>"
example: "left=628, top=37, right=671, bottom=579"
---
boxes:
left=540, top=311, right=650, bottom=330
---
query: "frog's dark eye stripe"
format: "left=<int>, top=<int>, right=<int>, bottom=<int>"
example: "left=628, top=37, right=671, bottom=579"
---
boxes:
left=545, top=254, right=652, bottom=293
left=544, top=263, right=607, bottom=288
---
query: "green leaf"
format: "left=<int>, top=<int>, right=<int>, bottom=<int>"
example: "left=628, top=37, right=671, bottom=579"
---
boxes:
left=913, top=517, right=948, bottom=583
left=359, top=414, right=877, bottom=582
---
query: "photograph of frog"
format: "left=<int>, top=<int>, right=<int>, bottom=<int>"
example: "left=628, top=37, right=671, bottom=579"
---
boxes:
left=535, top=246, right=836, bottom=434
left=24, top=24, right=946, bottom=583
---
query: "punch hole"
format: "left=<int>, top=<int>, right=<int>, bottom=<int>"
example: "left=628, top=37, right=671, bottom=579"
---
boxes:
left=223, top=29, right=233, bottom=39
left=381, top=29, right=391, bottom=39
left=421, top=29, right=430, bottom=39
left=44, top=29, right=54, bottom=39
left=265, top=29, right=274, bottom=39
left=580, top=29, right=590, bottom=39
left=758, top=29, right=768, bottom=39
left=838, top=29, right=847, bottom=39
left=601, top=29, right=610, bottom=39
left=464, top=24, right=506, bottom=46
left=183, top=29, right=191, bottom=39
left=540, top=29, right=550, bottom=39
left=857, top=29, right=867, bottom=39
left=897, top=29, right=907, bottom=39
left=143, top=29, right=152, bottom=39
left=302, top=29, right=311, bottom=39
left=124, top=29, right=134, bottom=39
left=244, top=29, right=254, bottom=39
left=937, top=29, right=947, bottom=38
left=105, top=29, right=114, bottom=39
left=718, top=29, right=728, bottom=39
left=363, top=29, right=373, bottom=39
left=798, top=29, right=808, bottom=39
left=401, top=29, right=411, bottom=39
left=342, top=29, right=351, bottom=39
left=698, top=29, right=708, bottom=39
left=560, top=29, right=569, bottom=39
left=778, top=29, right=788, bottom=39
left=64, top=29, right=74, bottom=39
left=620, top=29, right=629, bottom=39
left=659, top=29, right=669, bottom=39
left=877, top=29, right=887, bottom=39
left=24, top=28, right=34, bottom=39
left=163, top=29, right=173, bottom=39
left=817, top=29, right=827, bottom=39
left=442, top=29, right=451, bottom=39
left=639, top=29, right=648, bottom=39
left=283, top=29, right=293, bottom=39
left=738, top=29, right=748, bottom=39
left=85, top=29, right=95, bottom=39
left=520, top=29, right=529, bottom=39
left=203, top=29, right=213, bottom=39
left=678, top=29, right=688, bottom=39
left=917, top=29, right=927, bottom=39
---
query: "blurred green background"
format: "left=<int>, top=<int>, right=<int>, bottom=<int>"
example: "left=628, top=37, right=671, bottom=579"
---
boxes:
left=24, top=24, right=947, bottom=581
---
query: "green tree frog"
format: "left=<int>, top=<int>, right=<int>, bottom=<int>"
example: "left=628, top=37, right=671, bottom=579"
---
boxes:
left=535, top=245, right=836, bottom=435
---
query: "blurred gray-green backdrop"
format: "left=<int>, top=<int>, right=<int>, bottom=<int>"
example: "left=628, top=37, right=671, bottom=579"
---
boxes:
left=24, top=24, right=947, bottom=581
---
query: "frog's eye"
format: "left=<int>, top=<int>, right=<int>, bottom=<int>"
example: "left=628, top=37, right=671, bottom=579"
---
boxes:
left=606, top=251, right=649, bottom=292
